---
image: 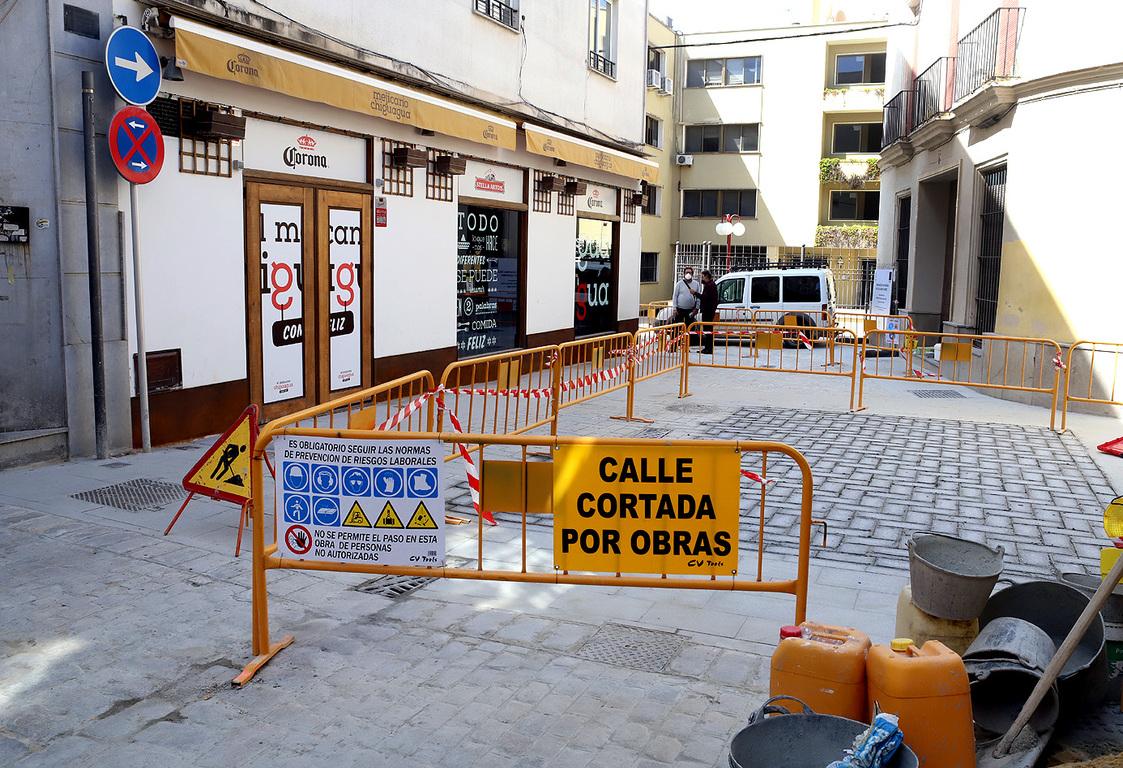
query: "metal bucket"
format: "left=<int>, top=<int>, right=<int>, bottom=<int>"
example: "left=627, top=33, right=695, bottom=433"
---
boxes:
left=979, top=581, right=1108, bottom=714
left=909, top=533, right=1004, bottom=620
left=728, top=697, right=919, bottom=768
left=964, top=618, right=1060, bottom=735
left=1056, top=571, right=1123, bottom=699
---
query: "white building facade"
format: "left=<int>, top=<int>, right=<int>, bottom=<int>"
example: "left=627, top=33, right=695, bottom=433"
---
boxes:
left=3, top=0, right=657, bottom=456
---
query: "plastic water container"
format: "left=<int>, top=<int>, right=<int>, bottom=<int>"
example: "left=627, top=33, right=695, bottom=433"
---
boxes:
left=867, top=639, right=975, bottom=767
left=895, top=585, right=980, bottom=654
left=769, top=621, right=871, bottom=722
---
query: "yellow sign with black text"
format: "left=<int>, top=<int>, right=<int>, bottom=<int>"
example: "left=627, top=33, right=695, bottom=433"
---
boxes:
left=553, top=444, right=740, bottom=576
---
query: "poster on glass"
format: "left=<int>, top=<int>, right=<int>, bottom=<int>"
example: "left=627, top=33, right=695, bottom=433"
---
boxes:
left=575, top=217, right=615, bottom=336
left=457, top=204, right=520, bottom=356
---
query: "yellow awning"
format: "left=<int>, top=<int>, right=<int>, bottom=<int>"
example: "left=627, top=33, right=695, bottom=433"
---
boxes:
left=172, top=17, right=517, bottom=150
left=525, top=125, right=660, bottom=184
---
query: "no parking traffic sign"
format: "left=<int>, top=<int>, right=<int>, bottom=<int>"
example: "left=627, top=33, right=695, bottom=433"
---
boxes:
left=109, top=107, right=164, bottom=184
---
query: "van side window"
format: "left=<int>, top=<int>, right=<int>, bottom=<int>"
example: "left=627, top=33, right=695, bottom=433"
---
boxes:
left=750, top=276, right=780, bottom=303
left=783, top=275, right=822, bottom=303
left=717, top=278, right=745, bottom=304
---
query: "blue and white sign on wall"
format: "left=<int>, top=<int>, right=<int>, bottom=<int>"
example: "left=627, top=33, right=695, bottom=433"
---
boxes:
left=104, top=25, right=162, bottom=106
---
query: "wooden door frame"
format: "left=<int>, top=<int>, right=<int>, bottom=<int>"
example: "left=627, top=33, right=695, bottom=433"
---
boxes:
left=245, top=182, right=317, bottom=421
left=315, top=189, right=373, bottom=403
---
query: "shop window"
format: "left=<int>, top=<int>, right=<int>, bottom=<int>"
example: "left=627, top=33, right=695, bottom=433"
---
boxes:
left=426, top=149, right=455, bottom=202
left=381, top=139, right=415, bottom=197
left=178, top=99, right=233, bottom=178
left=575, top=217, right=615, bottom=336
left=458, top=205, right=521, bottom=356
left=533, top=169, right=552, bottom=213
left=640, top=252, right=658, bottom=283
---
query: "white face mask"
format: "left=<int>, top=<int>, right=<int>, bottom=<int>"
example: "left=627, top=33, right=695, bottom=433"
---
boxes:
left=684, top=274, right=693, bottom=281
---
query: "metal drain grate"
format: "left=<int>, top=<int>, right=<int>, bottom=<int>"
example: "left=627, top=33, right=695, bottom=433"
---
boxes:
left=909, top=389, right=967, bottom=399
left=633, top=428, right=670, bottom=440
left=353, top=556, right=473, bottom=598
left=72, top=479, right=185, bottom=512
left=574, top=623, right=686, bottom=672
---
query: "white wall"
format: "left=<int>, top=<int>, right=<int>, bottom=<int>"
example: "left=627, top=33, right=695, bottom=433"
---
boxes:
left=526, top=210, right=577, bottom=335
left=119, top=138, right=246, bottom=394
left=618, top=217, right=641, bottom=320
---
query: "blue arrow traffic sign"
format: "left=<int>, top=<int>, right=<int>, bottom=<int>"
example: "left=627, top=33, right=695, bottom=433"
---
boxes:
left=105, top=25, right=162, bottom=106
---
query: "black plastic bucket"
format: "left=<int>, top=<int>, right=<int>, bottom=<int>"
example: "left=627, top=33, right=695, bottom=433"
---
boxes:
left=728, top=697, right=919, bottom=768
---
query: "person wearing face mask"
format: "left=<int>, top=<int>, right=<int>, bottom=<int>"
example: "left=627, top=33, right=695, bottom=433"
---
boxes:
left=672, top=267, right=701, bottom=326
left=698, top=270, right=718, bottom=354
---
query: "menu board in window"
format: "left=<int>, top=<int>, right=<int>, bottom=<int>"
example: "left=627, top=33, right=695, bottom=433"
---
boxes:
left=457, top=205, right=520, bottom=356
left=575, top=217, right=615, bottom=336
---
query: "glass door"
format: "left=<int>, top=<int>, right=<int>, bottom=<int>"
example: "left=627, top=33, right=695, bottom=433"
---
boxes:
left=575, top=217, right=616, bottom=336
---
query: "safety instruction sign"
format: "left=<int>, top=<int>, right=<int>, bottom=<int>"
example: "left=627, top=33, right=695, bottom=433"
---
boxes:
left=553, top=444, right=740, bottom=576
left=182, top=405, right=257, bottom=504
left=274, top=435, right=444, bottom=565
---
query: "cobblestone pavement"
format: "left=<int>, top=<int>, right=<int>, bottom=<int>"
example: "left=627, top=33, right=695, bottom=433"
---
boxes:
left=2, top=366, right=1122, bottom=765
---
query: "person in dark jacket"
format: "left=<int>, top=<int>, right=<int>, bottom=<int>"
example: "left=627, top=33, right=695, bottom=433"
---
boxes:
left=699, top=270, right=719, bottom=354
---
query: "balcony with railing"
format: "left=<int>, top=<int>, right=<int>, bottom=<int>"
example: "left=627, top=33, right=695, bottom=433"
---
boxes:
left=588, top=51, right=617, bottom=79
left=954, top=7, right=1024, bottom=102
left=881, top=89, right=913, bottom=148
left=474, top=0, right=519, bottom=30
left=913, top=57, right=956, bottom=128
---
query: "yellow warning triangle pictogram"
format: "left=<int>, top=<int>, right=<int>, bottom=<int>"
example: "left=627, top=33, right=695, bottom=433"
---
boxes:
left=343, top=501, right=372, bottom=528
left=406, top=501, right=438, bottom=530
left=374, top=501, right=404, bottom=529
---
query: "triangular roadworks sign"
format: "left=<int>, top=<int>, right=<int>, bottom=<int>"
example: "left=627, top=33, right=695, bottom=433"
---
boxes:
left=182, top=405, right=258, bottom=505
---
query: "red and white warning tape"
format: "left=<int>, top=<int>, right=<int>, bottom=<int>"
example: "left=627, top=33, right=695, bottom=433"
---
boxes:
left=740, top=469, right=777, bottom=487
left=796, top=332, right=814, bottom=351
left=446, top=386, right=553, bottom=399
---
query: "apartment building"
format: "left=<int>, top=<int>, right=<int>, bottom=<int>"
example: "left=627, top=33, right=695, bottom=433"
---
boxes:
left=639, top=9, right=891, bottom=306
left=639, top=15, right=678, bottom=304
left=1, top=0, right=655, bottom=460
left=878, top=0, right=1123, bottom=347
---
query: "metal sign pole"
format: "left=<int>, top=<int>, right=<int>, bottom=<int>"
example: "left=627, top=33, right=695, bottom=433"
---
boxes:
left=81, top=71, right=109, bottom=459
left=129, top=182, right=151, bottom=452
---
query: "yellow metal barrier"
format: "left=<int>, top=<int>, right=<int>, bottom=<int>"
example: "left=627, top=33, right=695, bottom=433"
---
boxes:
left=834, top=312, right=915, bottom=339
left=438, top=345, right=560, bottom=455
left=751, top=309, right=833, bottom=327
left=859, top=330, right=1063, bottom=429
left=683, top=322, right=859, bottom=410
left=1062, top=340, right=1123, bottom=431
left=237, top=426, right=816, bottom=685
left=556, top=333, right=634, bottom=414
left=639, top=300, right=671, bottom=327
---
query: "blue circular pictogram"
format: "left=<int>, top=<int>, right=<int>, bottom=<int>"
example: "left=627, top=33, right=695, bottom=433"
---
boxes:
left=284, top=495, right=311, bottom=524
left=342, top=467, right=371, bottom=496
left=283, top=463, right=310, bottom=492
left=373, top=468, right=405, bottom=497
left=312, top=464, right=339, bottom=495
left=406, top=467, right=438, bottom=498
left=313, top=497, right=340, bottom=527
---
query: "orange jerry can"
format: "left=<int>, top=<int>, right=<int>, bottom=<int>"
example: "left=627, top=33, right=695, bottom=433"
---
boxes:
left=867, top=639, right=974, bottom=768
left=769, top=622, right=871, bottom=721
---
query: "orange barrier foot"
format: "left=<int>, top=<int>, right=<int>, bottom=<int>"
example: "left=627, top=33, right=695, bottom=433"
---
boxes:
left=609, top=415, right=655, bottom=423
left=232, top=634, right=294, bottom=687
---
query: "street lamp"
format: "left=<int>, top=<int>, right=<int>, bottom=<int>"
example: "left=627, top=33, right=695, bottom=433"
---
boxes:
left=715, top=214, right=746, bottom=273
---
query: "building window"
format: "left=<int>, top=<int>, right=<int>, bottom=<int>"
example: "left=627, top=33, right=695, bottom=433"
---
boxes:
left=644, top=115, right=662, bottom=148
left=622, top=193, right=637, bottom=223
left=721, top=189, right=757, bottom=218
left=829, top=190, right=880, bottom=221
left=557, top=178, right=575, bottom=216
left=725, top=56, right=762, bottom=86
left=723, top=124, right=759, bottom=153
left=835, top=52, right=886, bottom=85
left=177, top=99, right=233, bottom=178
left=832, top=123, right=883, bottom=154
left=382, top=139, right=415, bottom=197
left=474, top=0, right=519, bottom=30
left=642, top=186, right=660, bottom=216
left=684, top=125, right=720, bottom=153
left=686, top=57, right=761, bottom=87
left=685, top=124, right=759, bottom=153
left=683, top=190, right=756, bottom=218
left=533, top=169, right=552, bottom=213
left=426, top=149, right=454, bottom=202
left=640, top=252, right=659, bottom=283
left=648, top=47, right=665, bottom=75
left=588, top=0, right=616, bottom=78
left=682, top=189, right=719, bottom=218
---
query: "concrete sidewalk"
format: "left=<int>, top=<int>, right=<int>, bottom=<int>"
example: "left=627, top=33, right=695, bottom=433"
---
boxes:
left=2, top=364, right=1122, bottom=765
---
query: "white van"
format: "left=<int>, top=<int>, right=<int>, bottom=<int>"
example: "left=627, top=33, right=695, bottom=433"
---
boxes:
left=715, top=268, right=837, bottom=327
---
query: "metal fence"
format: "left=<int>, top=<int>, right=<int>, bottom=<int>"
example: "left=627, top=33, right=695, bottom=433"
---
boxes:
left=954, top=7, right=1024, bottom=102
left=882, top=89, right=913, bottom=148
left=671, top=243, right=878, bottom=309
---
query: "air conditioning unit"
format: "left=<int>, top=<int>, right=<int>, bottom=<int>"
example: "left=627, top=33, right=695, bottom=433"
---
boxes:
left=675, top=154, right=694, bottom=166
left=646, top=69, right=662, bottom=88
left=659, top=76, right=673, bottom=94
